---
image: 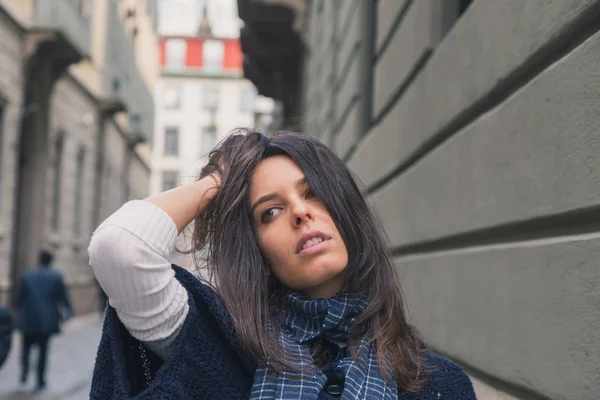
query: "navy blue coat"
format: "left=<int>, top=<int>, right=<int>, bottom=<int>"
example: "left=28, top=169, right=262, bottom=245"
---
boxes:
left=90, top=266, right=476, bottom=399
left=17, top=266, right=72, bottom=336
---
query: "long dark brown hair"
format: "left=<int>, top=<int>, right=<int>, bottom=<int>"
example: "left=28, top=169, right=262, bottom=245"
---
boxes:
left=193, top=129, right=429, bottom=392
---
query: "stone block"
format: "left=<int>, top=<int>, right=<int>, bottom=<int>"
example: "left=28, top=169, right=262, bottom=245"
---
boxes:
left=334, top=53, right=360, bottom=126
left=349, top=0, right=600, bottom=190
left=372, top=29, right=600, bottom=247
left=333, top=99, right=361, bottom=160
left=337, top=0, right=358, bottom=37
left=335, top=0, right=360, bottom=80
left=395, top=236, right=600, bottom=399
left=373, top=0, right=437, bottom=119
left=376, top=0, right=410, bottom=54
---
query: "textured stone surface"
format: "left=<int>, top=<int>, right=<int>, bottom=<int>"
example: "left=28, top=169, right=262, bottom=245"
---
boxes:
left=101, top=120, right=128, bottom=222
left=335, top=1, right=360, bottom=80
left=334, top=53, right=360, bottom=128
left=349, top=0, right=600, bottom=189
left=49, top=77, right=98, bottom=241
left=395, top=236, right=600, bottom=400
left=0, top=12, right=24, bottom=282
left=333, top=100, right=360, bottom=159
left=372, top=29, right=600, bottom=247
left=372, top=0, right=437, bottom=118
left=337, top=0, right=358, bottom=37
left=47, top=77, right=100, bottom=285
left=128, top=153, right=150, bottom=202
left=376, top=0, right=409, bottom=53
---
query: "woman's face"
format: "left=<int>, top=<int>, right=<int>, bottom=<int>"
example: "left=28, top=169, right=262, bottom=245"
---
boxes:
left=250, top=155, right=349, bottom=298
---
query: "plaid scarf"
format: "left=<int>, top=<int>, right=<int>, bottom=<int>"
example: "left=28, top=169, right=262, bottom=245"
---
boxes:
left=250, top=292, right=398, bottom=399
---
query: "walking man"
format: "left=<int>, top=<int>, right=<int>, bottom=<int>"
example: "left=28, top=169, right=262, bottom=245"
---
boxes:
left=16, top=250, right=72, bottom=390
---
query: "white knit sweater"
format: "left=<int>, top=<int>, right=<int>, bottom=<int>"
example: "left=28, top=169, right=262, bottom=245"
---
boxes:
left=88, top=201, right=190, bottom=359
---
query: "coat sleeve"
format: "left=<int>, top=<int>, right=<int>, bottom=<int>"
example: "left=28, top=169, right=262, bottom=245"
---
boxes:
left=88, top=200, right=189, bottom=356
left=89, top=265, right=256, bottom=400
left=416, top=354, right=477, bottom=400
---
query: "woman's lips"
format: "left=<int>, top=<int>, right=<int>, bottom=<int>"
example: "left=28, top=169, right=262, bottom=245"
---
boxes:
left=296, top=230, right=332, bottom=253
left=297, top=238, right=330, bottom=256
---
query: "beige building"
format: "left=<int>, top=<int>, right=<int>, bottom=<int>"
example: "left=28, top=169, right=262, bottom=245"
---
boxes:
left=0, top=0, right=158, bottom=315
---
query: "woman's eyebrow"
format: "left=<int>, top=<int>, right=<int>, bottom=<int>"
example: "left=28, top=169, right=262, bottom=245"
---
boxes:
left=296, top=176, right=308, bottom=187
left=251, top=193, right=279, bottom=214
left=251, top=177, right=308, bottom=214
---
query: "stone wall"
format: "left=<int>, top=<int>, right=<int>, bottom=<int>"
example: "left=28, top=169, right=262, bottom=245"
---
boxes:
left=303, top=0, right=600, bottom=398
left=0, top=8, right=23, bottom=304
left=46, top=76, right=100, bottom=315
left=128, top=151, right=151, bottom=202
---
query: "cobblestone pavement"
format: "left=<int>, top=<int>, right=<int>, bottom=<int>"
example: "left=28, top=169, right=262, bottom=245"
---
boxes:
left=0, top=313, right=103, bottom=400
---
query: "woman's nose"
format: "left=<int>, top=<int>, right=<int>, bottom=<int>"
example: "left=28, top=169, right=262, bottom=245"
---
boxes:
left=292, top=202, right=313, bottom=226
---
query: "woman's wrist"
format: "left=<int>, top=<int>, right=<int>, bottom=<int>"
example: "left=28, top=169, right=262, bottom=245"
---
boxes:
left=144, top=175, right=220, bottom=232
left=198, top=173, right=221, bottom=204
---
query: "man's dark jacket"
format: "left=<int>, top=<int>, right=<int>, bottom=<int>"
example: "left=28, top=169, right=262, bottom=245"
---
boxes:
left=17, top=266, right=71, bottom=336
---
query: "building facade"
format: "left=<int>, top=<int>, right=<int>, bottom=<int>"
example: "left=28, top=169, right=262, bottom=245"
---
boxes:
left=152, top=34, right=274, bottom=194
left=238, top=0, right=600, bottom=399
left=0, top=0, right=157, bottom=315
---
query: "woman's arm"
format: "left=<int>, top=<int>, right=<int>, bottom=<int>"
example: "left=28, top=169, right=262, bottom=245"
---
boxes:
left=88, top=176, right=220, bottom=359
left=145, top=175, right=220, bottom=233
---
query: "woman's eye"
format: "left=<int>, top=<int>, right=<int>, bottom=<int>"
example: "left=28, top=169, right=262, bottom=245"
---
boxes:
left=261, top=208, right=281, bottom=223
left=305, top=187, right=317, bottom=200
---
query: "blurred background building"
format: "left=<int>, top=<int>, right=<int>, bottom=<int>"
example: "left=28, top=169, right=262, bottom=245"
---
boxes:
left=237, top=0, right=600, bottom=399
left=0, top=0, right=157, bottom=314
left=152, top=2, right=274, bottom=193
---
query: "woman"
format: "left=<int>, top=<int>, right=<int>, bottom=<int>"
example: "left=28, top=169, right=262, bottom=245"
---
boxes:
left=89, top=130, right=476, bottom=399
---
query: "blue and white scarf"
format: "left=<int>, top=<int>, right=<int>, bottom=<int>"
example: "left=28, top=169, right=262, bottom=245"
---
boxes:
left=250, top=292, right=398, bottom=399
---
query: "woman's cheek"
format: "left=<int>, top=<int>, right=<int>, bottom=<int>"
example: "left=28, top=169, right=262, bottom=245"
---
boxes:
left=258, top=231, right=277, bottom=264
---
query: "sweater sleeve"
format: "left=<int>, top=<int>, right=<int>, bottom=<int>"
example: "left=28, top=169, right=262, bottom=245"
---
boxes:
left=88, top=200, right=189, bottom=359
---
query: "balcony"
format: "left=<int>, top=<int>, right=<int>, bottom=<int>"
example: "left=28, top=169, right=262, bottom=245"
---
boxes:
left=34, top=0, right=90, bottom=57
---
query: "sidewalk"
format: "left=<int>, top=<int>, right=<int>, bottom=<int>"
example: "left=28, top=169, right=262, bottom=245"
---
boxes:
left=0, top=313, right=104, bottom=400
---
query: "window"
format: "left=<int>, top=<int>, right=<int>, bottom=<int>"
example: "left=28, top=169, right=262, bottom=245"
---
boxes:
left=52, top=134, right=64, bottom=231
left=164, top=127, right=180, bottom=156
left=165, top=38, right=187, bottom=71
left=162, top=171, right=179, bottom=191
left=164, top=85, right=182, bottom=109
left=202, top=39, right=224, bottom=73
left=240, top=86, right=256, bottom=112
left=73, top=148, right=85, bottom=235
left=202, top=126, right=217, bottom=154
left=203, top=85, right=220, bottom=111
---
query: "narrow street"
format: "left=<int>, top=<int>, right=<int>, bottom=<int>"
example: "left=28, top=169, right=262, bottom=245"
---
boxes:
left=0, top=313, right=103, bottom=400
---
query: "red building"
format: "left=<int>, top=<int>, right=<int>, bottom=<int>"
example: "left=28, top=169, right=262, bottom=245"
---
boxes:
left=159, top=35, right=243, bottom=76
